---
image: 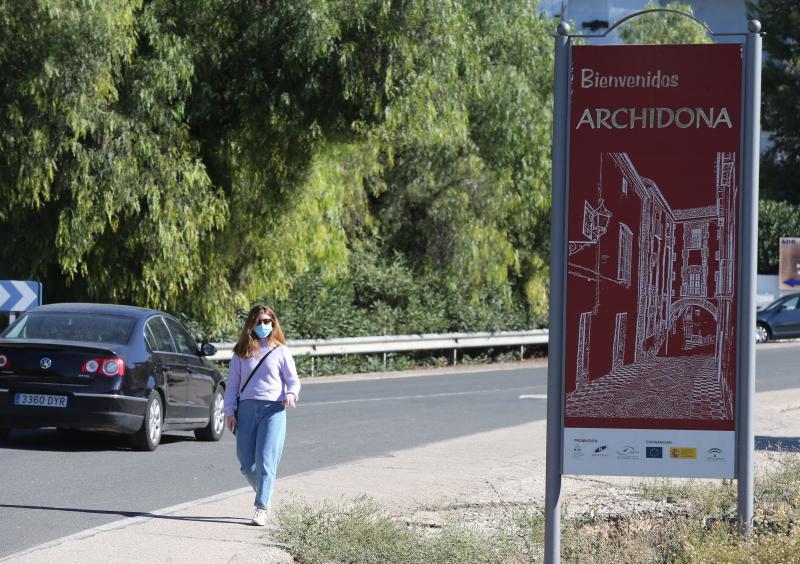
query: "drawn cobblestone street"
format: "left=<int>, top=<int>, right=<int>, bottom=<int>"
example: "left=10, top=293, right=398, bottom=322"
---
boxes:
left=565, top=353, right=728, bottom=420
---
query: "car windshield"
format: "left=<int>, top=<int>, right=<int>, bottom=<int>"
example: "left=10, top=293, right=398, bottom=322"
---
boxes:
left=1, top=312, right=136, bottom=345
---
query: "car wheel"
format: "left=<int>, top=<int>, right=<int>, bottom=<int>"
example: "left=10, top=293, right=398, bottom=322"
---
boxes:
left=755, top=323, right=770, bottom=344
left=195, top=387, right=225, bottom=442
left=131, top=391, right=163, bottom=451
left=0, top=428, right=10, bottom=443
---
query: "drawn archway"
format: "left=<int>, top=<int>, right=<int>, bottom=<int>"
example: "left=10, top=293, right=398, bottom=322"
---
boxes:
left=666, top=298, right=719, bottom=356
left=669, top=297, right=718, bottom=324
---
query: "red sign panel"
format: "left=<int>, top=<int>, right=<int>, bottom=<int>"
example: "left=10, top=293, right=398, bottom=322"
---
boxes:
left=563, top=44, right=742, bottom=477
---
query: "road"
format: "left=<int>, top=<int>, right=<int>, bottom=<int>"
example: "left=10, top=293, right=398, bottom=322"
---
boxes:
left=0, top=342, right=797, bottom=558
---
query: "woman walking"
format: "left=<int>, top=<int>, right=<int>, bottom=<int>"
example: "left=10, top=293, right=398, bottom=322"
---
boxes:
left=225, top=305, right=300, bottom=526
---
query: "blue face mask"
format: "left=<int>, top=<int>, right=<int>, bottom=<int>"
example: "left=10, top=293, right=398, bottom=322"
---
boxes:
left=253, top=322, right=273, bottom=339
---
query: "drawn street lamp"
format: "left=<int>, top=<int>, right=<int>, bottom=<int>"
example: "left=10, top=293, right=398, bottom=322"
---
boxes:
left=569, top=198, right=612, bottom=255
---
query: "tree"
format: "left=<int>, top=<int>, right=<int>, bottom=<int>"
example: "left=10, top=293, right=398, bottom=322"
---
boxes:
left=365, top=0, right=555, bottom=317
left=175, top=0, right=556, bottom=330
left=747, top=0, right=800, bottom=204
left=618, top=1, right=713, bottom=45
left=0, top=0, right=557, bottom=335
left=0, top=0, right=227, bottom=315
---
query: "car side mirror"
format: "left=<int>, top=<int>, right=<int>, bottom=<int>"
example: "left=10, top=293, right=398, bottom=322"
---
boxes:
left=200, top=343, right=217, bottom=357
left=779, top=305, right=788, bottom=312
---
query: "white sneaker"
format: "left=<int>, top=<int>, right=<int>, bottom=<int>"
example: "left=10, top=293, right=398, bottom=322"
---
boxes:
left=251, top=507, right=269, bottom=526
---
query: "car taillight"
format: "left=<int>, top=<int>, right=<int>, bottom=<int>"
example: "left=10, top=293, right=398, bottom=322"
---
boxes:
left=101, top=359, right=124, bottom=376
left=0, top=355, right=9, bottom=369
left=81, top=357, right=125, bottom=377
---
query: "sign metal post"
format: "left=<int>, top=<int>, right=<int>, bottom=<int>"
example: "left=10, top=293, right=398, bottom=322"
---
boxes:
left=735, top=19, right=762, bottom=533
left=544, top=20, right=571, bottom=564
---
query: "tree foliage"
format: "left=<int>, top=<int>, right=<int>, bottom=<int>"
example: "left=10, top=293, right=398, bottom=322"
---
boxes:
left=618, top=1, right=713, bottom=45
left=747, top=0, right=800, bottom=204
left=0, top=0, right=227, bottom=314
left=0, top=0, right=557, bottom=336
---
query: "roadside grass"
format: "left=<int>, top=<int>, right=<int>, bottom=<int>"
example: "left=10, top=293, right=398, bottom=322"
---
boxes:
left=273, top=496, right=513, bottom=563
left=637, top=477, right=698, bottom=502
left=274, top=453, right=800, bottom=563
left=292, top=346, right=547, bottom=378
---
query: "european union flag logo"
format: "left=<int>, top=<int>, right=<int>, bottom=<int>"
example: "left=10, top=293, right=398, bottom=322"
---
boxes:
left=646, top=446, right=663, bottom=458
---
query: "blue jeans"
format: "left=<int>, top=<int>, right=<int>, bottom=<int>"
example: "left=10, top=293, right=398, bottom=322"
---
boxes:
left=235, top=400, right=286, bottom=509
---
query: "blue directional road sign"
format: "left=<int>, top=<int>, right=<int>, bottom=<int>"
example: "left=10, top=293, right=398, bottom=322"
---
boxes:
left=0, top=281, right=42, bottom=312
left=783, top=278, right=800, bottom=288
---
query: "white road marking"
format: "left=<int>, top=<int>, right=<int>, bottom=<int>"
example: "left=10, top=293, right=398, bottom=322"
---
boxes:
left=301, top=386, right=535, bottom=407
left=518, top=394, right=547, bottom=399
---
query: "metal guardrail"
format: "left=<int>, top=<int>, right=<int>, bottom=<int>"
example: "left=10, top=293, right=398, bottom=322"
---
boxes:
left=209, top=329, right=549, bottom=373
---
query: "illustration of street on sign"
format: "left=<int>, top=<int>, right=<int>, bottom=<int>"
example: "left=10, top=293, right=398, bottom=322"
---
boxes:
left=565, top=151, right=737, bottom=424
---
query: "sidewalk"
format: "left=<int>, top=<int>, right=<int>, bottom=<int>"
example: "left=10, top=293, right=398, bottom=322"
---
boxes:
left=4, top=386, right=800, bottom=564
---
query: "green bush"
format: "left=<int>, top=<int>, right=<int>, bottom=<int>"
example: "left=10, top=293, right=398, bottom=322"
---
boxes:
left=292, top=346, right=541, bottom=378
left=267, top=242, right=538, bottom=341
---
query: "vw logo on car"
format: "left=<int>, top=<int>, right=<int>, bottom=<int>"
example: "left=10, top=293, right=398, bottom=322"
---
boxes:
left=39, top=357, right=52, bottom=370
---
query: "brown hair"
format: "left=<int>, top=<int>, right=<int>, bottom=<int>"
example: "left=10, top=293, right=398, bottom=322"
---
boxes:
left=232, top=305, right=287, bottom=358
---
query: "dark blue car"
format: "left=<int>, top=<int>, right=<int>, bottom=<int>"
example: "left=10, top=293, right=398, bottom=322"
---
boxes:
left=756, top=293, right=800, bottom=344
left=0, top=303, right=226, bottom=450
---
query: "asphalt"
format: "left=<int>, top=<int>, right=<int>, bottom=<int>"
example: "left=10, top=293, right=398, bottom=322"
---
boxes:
left=0, top=363, right=546, bottom=557
left=3, top=366, right=800, bottom=563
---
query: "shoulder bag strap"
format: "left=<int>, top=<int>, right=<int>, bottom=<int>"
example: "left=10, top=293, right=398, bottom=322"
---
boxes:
left=236, top=346, right=277, bottom=402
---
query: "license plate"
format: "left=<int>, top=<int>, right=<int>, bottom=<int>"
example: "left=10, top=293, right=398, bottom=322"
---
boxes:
left=14, top=393, right=68, bottom=408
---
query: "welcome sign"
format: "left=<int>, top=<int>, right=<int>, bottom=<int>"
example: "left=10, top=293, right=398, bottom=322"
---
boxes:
left=562, top=44, right=742, bottom=478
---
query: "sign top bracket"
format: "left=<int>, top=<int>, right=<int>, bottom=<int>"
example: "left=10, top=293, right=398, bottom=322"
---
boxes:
left=553, top=9, right=759, bottom=40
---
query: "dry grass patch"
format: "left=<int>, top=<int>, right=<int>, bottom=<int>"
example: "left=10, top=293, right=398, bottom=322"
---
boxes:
left=274, top=453, right=800, bottom=563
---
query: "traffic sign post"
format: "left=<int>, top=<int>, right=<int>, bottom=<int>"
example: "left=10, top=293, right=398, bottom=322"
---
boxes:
left=1, top=280, right=42, bottom=324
